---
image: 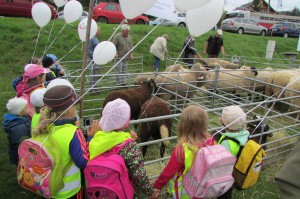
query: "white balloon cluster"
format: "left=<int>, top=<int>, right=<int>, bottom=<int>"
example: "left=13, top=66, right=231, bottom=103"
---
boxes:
left=31, top=2, right=52, bottom=28
left=118, top=0, right=224, bottom=37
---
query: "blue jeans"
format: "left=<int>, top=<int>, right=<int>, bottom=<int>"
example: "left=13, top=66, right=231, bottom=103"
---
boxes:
left=154, top=56, right=160, bottom=72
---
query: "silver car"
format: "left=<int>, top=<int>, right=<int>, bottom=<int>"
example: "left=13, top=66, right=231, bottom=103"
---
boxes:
left=149, top=12, right=186, bottom=27
left=221, top=18, right=267, bottom=36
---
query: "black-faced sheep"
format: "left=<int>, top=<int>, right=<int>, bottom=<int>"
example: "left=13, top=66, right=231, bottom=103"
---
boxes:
left=247, top=115, right=272, bottom=149
left=155, top=63, right=209, bottom=101
left=103, top=79, right=156, bottom=120
left=206, top=66, right=258, bottom=95
left=139, top=97, right=172, bottom=158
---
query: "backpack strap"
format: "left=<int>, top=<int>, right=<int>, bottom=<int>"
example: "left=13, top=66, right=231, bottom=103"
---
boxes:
left=219, top=136, right=244, bottom=159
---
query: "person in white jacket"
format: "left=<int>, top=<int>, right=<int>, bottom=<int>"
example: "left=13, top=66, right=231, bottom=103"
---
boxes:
left=150, top=34, right=169, bottom=72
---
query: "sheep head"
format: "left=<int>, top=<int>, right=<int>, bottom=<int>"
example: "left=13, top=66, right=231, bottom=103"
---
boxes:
left=247, top=115, right=272, bottom=137
left=240, top=66, right=258, bottom=77
left=251, top=66, right=258, bottom=76
left=139, top=78, right=157, bottom=93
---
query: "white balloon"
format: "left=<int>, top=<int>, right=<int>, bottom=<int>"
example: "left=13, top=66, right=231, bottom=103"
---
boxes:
left=78, top=19, right=97, bottom=42
left=173, top=0, right=212, bottom=11
left=186, top=0, right=224, bottom=37
left=31, top=3, right=51, bottom=28
left=93, top=41, right=117, bottom=65
left=119, top=0, right=156, bottom=19
left=46, top=78, right=75, bottom=91
left=64, top=0, right=83, bottom=24
left=54, top=0, right=68, bottom=7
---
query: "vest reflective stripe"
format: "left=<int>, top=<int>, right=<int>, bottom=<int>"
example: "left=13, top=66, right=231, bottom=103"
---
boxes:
left=51, top=124, right=81, bottom=199
left=59, top=179, right=81, bottom=193
left=31, top=113, right=41, bottom=133
left=168, top=144, right=196, bottom=198
left=219, top=135, right=240, bottom=156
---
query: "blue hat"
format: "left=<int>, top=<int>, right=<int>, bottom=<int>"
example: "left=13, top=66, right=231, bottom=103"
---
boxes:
left=46, top=54, right=57, bottom=62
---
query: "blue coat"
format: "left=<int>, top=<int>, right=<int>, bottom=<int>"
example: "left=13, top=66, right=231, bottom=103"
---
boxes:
left=2, top=114, right=31, bottom=165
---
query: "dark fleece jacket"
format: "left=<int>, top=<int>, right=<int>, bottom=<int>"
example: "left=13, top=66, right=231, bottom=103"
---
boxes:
left=2, top=114, right=31, bottom=165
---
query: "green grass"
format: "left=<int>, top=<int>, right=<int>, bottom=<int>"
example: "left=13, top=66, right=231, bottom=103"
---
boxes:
left=1, top=17, right=299, bottom=198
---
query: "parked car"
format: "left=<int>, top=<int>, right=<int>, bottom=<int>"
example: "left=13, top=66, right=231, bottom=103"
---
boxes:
left=149, top=12, right=186, bottom=27
left=0, top=0, right=57, bottom=18
left=92, top=2, right=148, bottom=24
left=221, top=18, right=267, bottom=36
left=58, top=11, right=88, bottom=21
left=270, top=22, right=300, bottom=38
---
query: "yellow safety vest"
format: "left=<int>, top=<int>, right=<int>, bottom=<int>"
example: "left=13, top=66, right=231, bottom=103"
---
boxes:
left=51, top=124, right=81, bottom=199
left=168, top=144, right=198, bottom=199
left=218, top=134, right=241, bottom=156
left=31, top=112, right=40, bottom=135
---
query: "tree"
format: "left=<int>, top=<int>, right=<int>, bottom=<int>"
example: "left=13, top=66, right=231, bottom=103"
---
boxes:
left=290, top=6, right=300, bottom=16
left=252, top=0, right=261, bottom=12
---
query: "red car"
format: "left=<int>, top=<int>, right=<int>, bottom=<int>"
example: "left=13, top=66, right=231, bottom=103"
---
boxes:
left=93, top=2, right=148, bottom=24
left=0, top=0, right=57, bottom=18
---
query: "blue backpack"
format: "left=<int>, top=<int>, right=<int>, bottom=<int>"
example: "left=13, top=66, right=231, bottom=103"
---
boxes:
left=12, top=75, right=23, bottom=91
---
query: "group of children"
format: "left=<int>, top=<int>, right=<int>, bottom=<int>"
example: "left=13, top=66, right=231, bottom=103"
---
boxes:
left=3, top=56, right=251, bottom=198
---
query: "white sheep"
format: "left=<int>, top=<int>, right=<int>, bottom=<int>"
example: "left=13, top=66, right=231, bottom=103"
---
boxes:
left=164, top=64, right=190, bottom=72
left=265, top=69, right=300, bottom=98
left=135, top=73, right=157, bottom=84
left=206, top=66, right=258, bottom=95
left=155, top=63, right=208, bottom=101
left=204, top=58, right=239, bottom=69
left=284, top=76, right=300, bottom=119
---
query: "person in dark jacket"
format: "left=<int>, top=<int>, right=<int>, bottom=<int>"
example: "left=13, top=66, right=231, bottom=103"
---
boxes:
left=203, top=29, right=226, bottom=58
left=2, top=97, right=31, bottom=165
left=181, top=35, right=201, bottom=69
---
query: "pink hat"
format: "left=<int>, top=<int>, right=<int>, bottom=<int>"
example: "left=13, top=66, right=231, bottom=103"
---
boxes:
left=23, top=64, right=49, bottom=83
left=100, top=98, right=131, bottom=132
left=222, top=105, right=246, bottom=131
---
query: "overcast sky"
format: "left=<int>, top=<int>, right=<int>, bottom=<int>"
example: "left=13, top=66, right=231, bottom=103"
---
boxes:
left=224, top=0, right=300, bottom=12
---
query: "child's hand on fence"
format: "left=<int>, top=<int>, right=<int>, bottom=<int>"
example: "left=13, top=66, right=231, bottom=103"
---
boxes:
left=130, top=131, right=138, bottom=140
left=86, top=120, right=100, bottom=136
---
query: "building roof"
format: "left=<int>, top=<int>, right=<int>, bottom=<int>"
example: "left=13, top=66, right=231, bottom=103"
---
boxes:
left=238, top=0, right=276, bottom=13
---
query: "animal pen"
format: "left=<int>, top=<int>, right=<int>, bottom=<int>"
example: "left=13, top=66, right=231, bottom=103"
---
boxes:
left=63, top=55, right=300, bottom=197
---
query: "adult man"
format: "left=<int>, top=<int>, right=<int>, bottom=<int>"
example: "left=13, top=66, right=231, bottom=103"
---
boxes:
left=181, top=35, right=201, bottom=69
left=203, top=29, right=225, bottom=58
left=150, top=34, right=168, bottom=72
left=112, top=24, right=134, bottom=86
left=88, top=26, right=101, bottom=89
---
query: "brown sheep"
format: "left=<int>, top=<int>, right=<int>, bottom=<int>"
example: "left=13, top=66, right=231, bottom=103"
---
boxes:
left=139, top=97, right=172, bottom=158
left=103, top=79, right=156, bottom=120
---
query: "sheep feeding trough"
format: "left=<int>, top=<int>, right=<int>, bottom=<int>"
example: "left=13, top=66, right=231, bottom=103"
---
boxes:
left=65, top=60, right=300, bottom=198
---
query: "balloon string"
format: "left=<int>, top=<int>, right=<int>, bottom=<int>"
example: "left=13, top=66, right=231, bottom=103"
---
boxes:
left=31, top=28, right=42, bottom=63
left=43, top=23, right=67, bottom=56
left=72, top=20, right=126, bottom=86
left=59, top=41, right=82, bottom=62
left=53, top=22, right=161, bottom=123
left=43, top=7, right=59, bottom=54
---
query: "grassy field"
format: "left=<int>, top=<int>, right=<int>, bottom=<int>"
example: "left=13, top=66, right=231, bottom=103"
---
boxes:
left=0, top=17, right=299, bottom=198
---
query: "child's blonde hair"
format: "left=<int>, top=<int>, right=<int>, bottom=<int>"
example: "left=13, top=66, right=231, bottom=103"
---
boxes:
left=177, top=105, right=210, bottom=159
left=33, top=106, right=77, bottom=137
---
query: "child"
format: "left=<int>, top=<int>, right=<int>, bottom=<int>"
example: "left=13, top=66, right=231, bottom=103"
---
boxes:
left=29, top=88, right=46, bottom=133
left=34, top=85, right=98, bottom=198
left=217, top=105, right=250, bottom=199
left=152, top=105, right=214, bottom=198
left=89, top=98, right=155, bottom=196
left=42, top=54, right=65, bottom=81
left=17, top=64, right=49, bottom=118
left=2, top=97, right=31, bottom=165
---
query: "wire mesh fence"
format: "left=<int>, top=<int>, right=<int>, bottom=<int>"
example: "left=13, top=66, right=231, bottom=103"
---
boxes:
left=64, top=55, right=300, bottom=198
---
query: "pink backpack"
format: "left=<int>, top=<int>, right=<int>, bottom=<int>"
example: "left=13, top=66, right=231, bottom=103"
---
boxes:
left=182, top=145, right=236, bottom=198
left=84, top=139, right=134, bottom=199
